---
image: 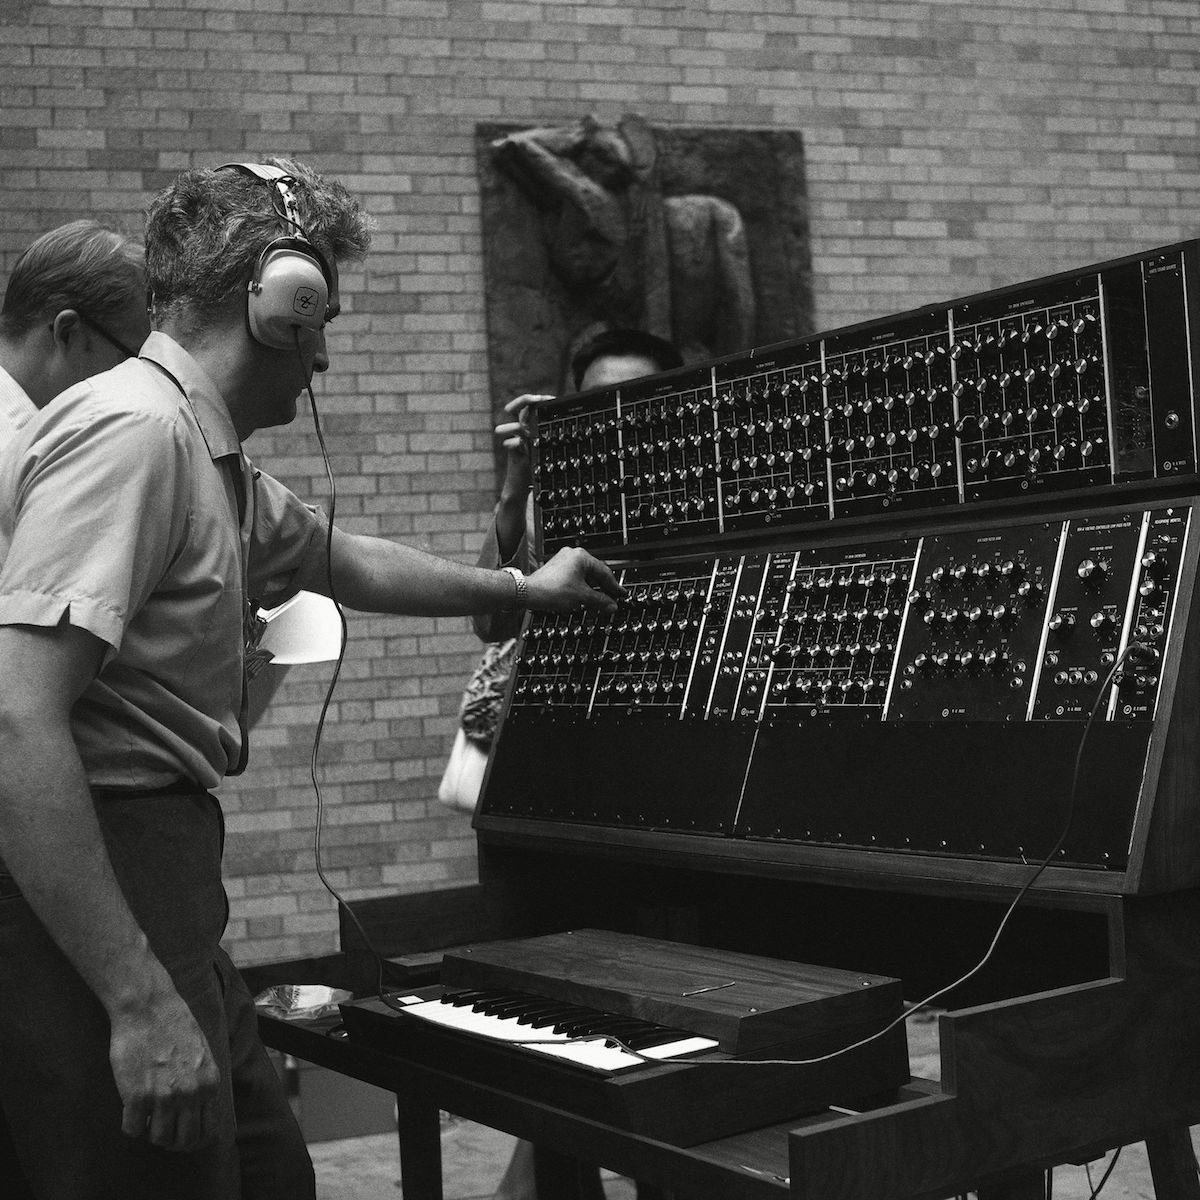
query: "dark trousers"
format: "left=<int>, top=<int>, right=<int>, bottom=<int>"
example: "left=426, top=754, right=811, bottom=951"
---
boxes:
left=0, top=788, right=314, bottom=1200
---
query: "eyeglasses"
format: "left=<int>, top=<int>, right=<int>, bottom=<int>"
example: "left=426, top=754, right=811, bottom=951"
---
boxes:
left=78, top=313, right=141, bottom=359
left=48, top=313, right=141, bottom=360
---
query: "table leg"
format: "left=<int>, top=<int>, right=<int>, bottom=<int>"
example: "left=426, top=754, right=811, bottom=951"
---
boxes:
left=1146, top=1127, right=1200, bottom=1200
left=394, top=1091, right=443, bottom=1200
left=977, top=1170, right=1047, bottom=1200
left=532, top=1144, right=607, bottom=1200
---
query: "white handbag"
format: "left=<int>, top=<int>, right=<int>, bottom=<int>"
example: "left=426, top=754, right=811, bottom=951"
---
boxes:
left=437, top=726, right=489, bottom=813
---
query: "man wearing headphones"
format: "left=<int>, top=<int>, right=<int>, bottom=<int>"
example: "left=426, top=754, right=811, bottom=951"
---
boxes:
left=0, top=158, right=622, bottom=1199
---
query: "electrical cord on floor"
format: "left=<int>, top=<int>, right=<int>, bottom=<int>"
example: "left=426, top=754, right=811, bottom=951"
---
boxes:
left=1085, top=1146, right=1122, bottom=1199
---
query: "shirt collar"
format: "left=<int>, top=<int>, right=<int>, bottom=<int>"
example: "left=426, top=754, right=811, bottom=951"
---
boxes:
left=0, top=362, right=37, bottom=436
left=139, top=331, right=241, bottom=462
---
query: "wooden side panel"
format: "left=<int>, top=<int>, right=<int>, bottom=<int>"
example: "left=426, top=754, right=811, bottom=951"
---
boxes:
left=789, top=892, right=1200, bottom=1200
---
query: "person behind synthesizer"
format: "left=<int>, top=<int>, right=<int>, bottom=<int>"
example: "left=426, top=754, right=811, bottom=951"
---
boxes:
left=0, top=156, right=622, bottom=1200
left=440, top=327, right=684, bottom=811
left=459, top=327, right=682, bottom=1200
left=0, top=219, right=150, bottom=445
left=474, top=326, right=684, bottom=642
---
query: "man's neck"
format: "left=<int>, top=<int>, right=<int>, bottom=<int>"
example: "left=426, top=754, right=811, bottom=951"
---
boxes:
left=0, top=337, right=52, bottom=409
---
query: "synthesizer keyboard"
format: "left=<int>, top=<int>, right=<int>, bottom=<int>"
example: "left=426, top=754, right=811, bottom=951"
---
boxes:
left=392, top=987, right=719, bottom=1072
left=339, top=930, right=911, bottom=1145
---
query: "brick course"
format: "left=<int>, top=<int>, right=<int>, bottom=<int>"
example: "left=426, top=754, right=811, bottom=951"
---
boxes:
left=1, top=0, right=1198, bottom=966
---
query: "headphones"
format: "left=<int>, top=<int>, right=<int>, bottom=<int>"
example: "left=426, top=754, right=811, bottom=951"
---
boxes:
left=218, top=162, right=336, bottom=350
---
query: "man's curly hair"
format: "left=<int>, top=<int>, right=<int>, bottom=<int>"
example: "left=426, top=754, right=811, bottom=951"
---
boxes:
left=144, top=156, right=371, bottom=329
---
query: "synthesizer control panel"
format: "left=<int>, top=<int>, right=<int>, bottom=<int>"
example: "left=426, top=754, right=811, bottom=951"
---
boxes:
left=480, top=501, right=1194, bottom=879
left=514, top=505, right=1186, bottom=727
left=536, top=241, right=1199, bottom=555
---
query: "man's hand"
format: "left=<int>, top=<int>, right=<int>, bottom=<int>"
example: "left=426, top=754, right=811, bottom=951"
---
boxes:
left=525, top=546, right=624, bottom=614
left=495, top=392, right=549, bottom=504
left=110, top=987, right=221, bottom=1151
left=493, top=392, right=550, bottom=563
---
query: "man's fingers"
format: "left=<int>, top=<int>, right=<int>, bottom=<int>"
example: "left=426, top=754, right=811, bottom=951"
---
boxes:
left=579, top=588, right=618, bottom=613
left=583, top=557, right=625, bottom=603
left=146, top=1099, right=180, bottom=1150
left=503, top=393, right=553, bottom=416
left=121, top=1095, right=152, bottom=1141
left=494, top=420, right=529, bottom=439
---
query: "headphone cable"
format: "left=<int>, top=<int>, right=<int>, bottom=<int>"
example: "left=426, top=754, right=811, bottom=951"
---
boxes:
left=294, top=332, right=395, bottom=1003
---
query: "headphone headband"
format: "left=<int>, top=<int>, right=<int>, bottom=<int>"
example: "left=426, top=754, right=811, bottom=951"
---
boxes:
left=216, top=161, right=335, bottom=349
left=217, top=161, right=333, bottom=289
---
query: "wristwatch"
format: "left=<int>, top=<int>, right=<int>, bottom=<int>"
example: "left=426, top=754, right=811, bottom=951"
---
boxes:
left=500, top=566, right=529, bottom=612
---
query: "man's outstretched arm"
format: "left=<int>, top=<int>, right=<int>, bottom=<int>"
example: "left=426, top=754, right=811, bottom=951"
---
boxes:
left=308, top=528, right=623, bottom=618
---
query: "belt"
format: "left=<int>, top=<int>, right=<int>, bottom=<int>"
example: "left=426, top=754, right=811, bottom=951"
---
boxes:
left=90, top=777, right=206, bottom=798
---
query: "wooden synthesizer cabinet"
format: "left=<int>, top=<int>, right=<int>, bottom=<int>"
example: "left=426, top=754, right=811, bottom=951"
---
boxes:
left=258, top=241, right=1200, bottom=1200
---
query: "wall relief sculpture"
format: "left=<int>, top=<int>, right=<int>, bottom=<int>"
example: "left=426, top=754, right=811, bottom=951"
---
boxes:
left=476, top=113, right=814, bottom=412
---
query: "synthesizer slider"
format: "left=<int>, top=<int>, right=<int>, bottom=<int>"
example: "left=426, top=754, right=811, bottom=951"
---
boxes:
left=339, top=929, right=909, bottom=1146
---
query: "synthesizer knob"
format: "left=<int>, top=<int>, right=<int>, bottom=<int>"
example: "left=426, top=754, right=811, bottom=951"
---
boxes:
left=1077, top=558, right=1109, bottom=584
left=932, top=650, right=954, bottom=671
left=1048, top=612, right=1075, bottom=634
left=1017, top=578, right=1044, bottom=603
left=1138, top=577, right=1160, bottom=598
left=982, top=648, right=1010, bottom=672
left=1089, top=611, right=1113, bottom=632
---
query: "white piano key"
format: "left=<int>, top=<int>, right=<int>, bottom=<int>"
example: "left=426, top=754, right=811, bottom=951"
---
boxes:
left=399, top=998, right=717, bottom=1072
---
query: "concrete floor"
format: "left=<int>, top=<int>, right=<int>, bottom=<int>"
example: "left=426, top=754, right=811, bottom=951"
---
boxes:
left=304, top=1013, right=1199, bottom=1199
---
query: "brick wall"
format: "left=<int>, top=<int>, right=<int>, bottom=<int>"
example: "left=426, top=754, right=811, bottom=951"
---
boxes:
left=1, top=0, right=1197, bottom=965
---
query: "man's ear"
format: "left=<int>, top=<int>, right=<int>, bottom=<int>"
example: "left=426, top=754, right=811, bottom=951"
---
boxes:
left=47, top=309, right=83, bottom=349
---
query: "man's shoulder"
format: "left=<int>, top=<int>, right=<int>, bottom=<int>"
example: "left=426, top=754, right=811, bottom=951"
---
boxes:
left=35, top=360, right=191, bottom=447
left=3, top=360, right=196, bottom=491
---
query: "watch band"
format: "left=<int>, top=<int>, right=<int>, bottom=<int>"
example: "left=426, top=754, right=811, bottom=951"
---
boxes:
left=500, top=566, right=529, bottom=612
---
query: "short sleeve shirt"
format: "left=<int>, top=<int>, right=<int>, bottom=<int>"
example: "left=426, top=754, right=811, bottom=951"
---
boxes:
left=0, top=332, right=327, bottom=789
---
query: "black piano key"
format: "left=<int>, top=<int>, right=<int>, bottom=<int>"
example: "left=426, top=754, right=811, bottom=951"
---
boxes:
left=473, top=992, right=536, bottom=1015
left=441, top=990, right=495, bottom=1007
left=513, top=1002, right=582, bottom=1026
left=553, top=1015, right=609, bottom=1036
left=488, top=996, right=549, bottom=1019
left=542, top=1007, right=606, bottom=1033
left=555, top=1013, right=637, bottom=1037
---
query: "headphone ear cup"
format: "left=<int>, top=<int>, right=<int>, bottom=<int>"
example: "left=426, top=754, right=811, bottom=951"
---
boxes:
left=247, top=245, right=329, bottom=349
